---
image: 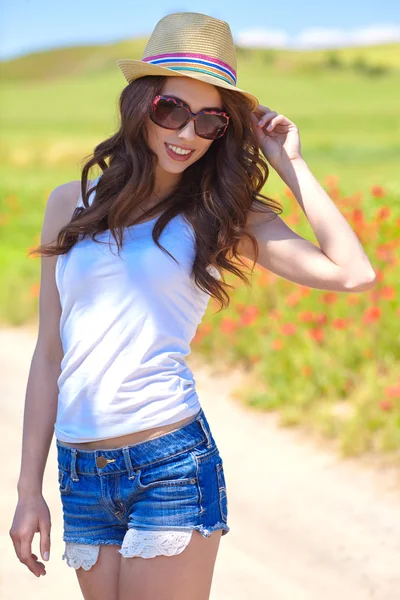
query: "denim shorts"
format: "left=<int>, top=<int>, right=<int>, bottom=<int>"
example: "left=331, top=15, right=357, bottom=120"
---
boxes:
left=56, top=407, right=230, bottom=570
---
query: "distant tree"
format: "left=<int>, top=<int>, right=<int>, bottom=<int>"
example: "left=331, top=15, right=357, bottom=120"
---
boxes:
left=366, top=63, right=390, bottom=77
left=325, top=51, right=342, bottom=70
left=352, top=55, right=369, bottom=74
left=351, top=55, right=390, bottom=77
left=261, top=49, right=277, bottom=65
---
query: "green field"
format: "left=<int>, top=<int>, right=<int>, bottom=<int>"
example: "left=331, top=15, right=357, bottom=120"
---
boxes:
left=1, top=40, right=399, bottom=458
left=1, top=40, right=399, bottom=196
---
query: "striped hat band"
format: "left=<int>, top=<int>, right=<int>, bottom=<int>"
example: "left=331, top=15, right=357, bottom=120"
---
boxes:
left=143, top=52, right=237, bottom=86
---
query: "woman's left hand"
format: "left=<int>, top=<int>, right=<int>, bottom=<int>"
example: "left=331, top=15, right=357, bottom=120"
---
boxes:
left=250, top=105, right=302, bottom=173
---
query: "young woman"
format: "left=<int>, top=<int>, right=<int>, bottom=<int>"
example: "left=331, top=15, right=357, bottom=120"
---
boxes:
left=10, top=11, right=376, bottom=600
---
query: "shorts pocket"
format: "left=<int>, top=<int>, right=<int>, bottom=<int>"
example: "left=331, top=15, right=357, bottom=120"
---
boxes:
left=136, top=452, right=197, bottom=490
left=58, top=468, right=71, bottom=495
left=190, top=438, right=219, bottom=464
left=215, top=462, right=228, bottom=523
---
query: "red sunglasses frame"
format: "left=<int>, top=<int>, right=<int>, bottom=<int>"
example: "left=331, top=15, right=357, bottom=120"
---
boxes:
left=150, top=94, right=231, bottom=140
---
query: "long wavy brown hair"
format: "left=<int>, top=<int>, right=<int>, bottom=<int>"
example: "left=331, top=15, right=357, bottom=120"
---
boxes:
left=31, top=75, right=282, bottom=311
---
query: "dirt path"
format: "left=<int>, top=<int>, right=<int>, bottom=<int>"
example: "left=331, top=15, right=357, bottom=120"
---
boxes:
left=1, top=326, right=399, bottom=599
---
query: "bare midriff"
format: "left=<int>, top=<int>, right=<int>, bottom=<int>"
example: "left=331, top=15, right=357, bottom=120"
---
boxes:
left=58, top=413, right=198, bottom=450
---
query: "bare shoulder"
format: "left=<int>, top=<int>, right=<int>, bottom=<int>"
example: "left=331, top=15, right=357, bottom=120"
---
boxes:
left=43, top=179, right=97, bottom=244
left=44, top=180, right=80, bottom=239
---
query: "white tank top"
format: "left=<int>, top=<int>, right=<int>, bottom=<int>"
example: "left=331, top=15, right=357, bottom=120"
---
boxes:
left=54, top=176, right=220, bottom=443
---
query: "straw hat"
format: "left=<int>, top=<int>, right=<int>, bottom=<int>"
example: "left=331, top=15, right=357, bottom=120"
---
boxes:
left=116, top=12, right=260, bottom=112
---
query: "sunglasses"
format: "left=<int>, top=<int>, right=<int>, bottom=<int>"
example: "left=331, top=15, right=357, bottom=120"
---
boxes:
left=150, top=94, right=230, bottom=140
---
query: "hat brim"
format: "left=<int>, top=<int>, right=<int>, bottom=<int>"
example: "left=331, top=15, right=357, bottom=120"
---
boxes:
left=116, top=59, right=259, bottom=112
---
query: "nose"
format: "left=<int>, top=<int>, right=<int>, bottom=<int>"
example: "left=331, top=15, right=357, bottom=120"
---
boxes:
left=177, top=117, right=197, bottom=142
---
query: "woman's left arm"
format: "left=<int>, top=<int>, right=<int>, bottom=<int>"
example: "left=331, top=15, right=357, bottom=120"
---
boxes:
left=242, top=106, right=377, bottom=290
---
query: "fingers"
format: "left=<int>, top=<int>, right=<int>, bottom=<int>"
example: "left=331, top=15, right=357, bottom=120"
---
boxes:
left=32, top=553, right=46, bottom=576
left=258, top=111, right=293, bottom=133
left=255, top=105, right=297, bottom=132
left=254, top=105, right=271, bottom=118
left=39, top=520, right=51, bottom=563
left=20, top=535, right=45, bottom=577
left=10, top=529, right=46, bottom=577
left=257, top=111, right=278, bottom=130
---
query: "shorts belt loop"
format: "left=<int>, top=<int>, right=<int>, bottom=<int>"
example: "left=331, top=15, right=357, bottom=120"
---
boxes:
left=70, top=449, right=79, bottom=482
left=122, top=447, right=135, bottom=480
left=198, top=415, right=212, bottom=449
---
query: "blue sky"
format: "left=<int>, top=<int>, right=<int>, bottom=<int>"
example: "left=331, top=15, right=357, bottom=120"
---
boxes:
left=1, top=0, right=399, bottom=60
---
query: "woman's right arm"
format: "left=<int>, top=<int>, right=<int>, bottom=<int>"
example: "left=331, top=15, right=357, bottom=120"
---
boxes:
left=9, top=180, right=81, bottom=578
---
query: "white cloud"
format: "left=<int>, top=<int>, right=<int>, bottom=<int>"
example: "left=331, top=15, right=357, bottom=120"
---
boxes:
left=235, top=24, right=400, bottom=49
left=351, top=25, right=400, bottom=46
left=296, top=28, right=350, bottom=49
left=236, top=28, right=289, bottom=48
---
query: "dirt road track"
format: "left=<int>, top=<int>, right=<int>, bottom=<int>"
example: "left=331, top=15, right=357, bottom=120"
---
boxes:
left=1, top=326, right=399, bottom=599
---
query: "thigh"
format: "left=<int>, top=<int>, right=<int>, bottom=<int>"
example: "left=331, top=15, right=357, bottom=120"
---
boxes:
left=76, top=544, right=121, bottom=600
left=118, top=529, right=222, bottom=600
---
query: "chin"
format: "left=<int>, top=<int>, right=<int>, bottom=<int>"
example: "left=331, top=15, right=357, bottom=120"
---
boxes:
left=159, top=157, right=194, bottom=173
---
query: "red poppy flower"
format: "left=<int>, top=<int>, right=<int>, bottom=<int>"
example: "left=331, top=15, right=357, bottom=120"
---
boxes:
left=363, top=306, right=381, bottom=323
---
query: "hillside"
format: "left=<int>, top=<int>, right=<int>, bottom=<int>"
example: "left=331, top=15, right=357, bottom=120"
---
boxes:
left=1, top=39, right=399, bottom=83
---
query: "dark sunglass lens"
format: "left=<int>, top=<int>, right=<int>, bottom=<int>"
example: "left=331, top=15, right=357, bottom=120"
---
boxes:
left=154, top=99, right=188, bottom=129
left=196, top=113, right=228, bottom=139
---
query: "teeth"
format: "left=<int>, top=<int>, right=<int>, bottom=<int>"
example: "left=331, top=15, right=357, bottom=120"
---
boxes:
left=167, top=144, right=192, bottom=156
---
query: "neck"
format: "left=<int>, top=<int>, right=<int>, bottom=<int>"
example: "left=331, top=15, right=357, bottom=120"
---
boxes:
left=150, top=163, right=181, bottom=204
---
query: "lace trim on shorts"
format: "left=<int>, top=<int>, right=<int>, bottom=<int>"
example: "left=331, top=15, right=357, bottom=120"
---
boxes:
left=62, top=529, right=194, bottom=569
left=62, top=543, right=100, bottom=570
left=118, top=528, right=193, bottom=559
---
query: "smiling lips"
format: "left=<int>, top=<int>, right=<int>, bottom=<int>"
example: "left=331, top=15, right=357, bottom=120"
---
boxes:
left=164, top=142, right=195, bottom=161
